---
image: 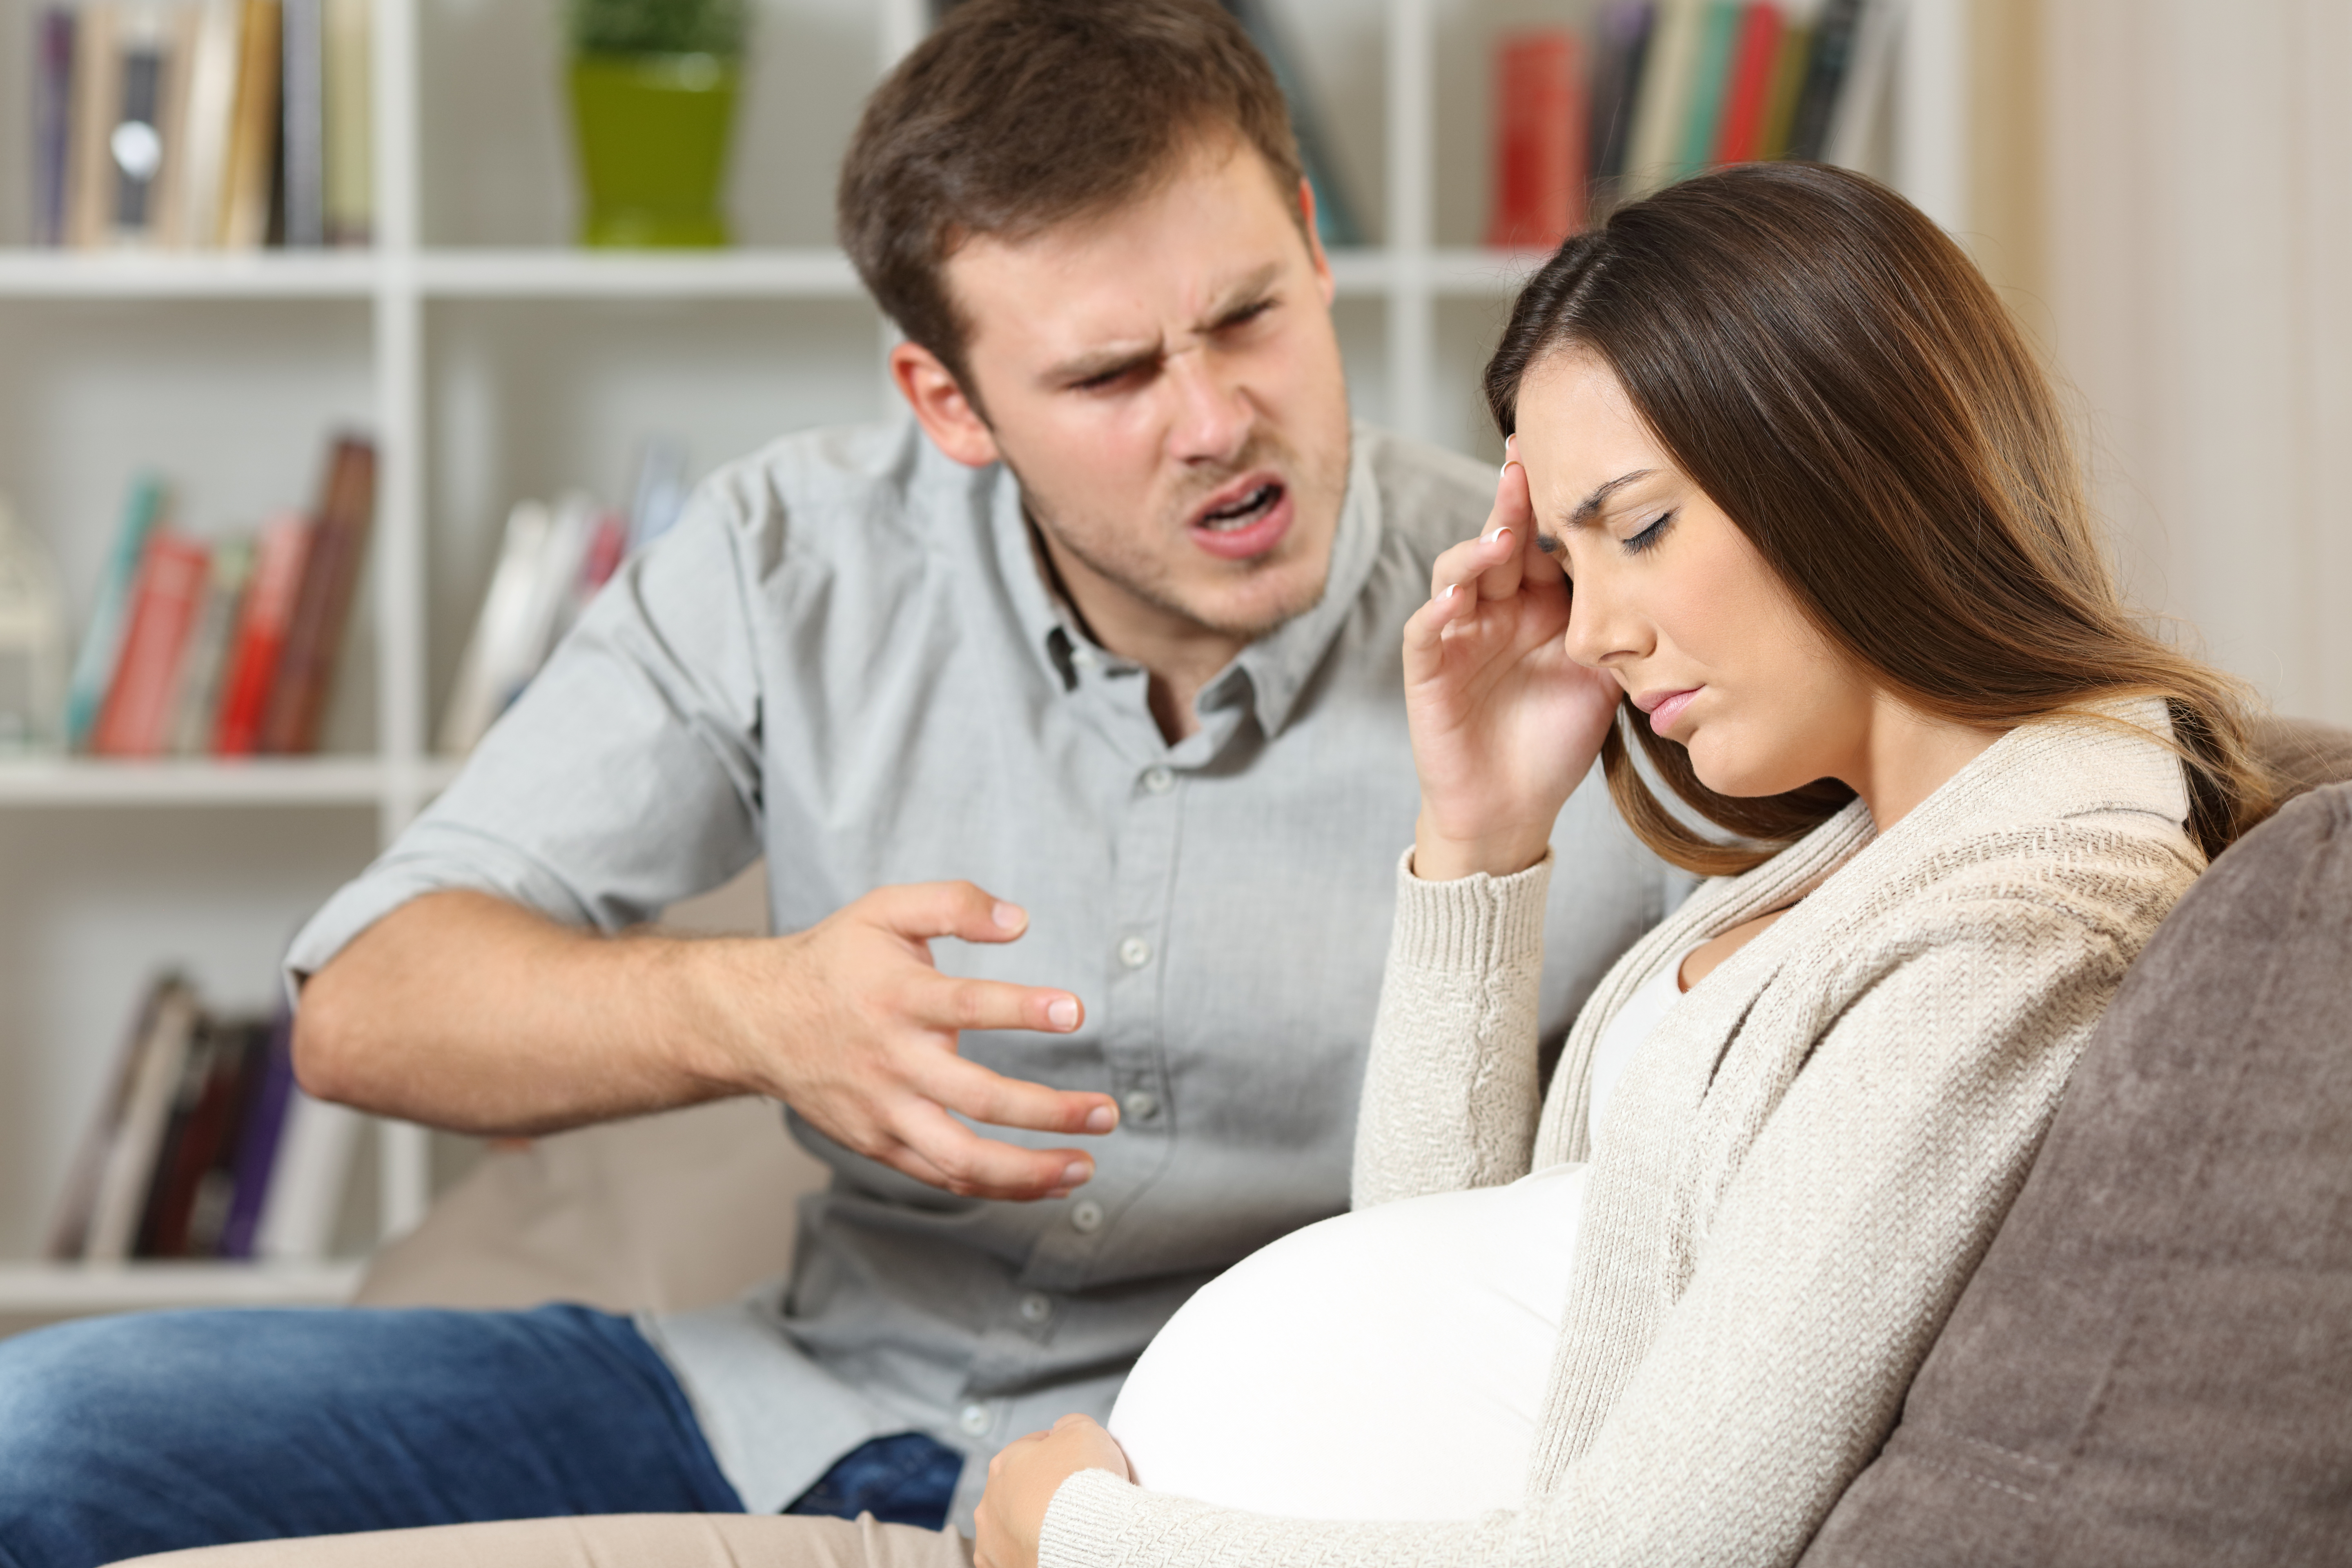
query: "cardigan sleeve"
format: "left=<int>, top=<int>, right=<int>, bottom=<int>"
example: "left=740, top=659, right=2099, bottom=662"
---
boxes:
left=1348, top=849, right=1554, bottom=1211
left=1038, top=888, right=2173, bottom=1568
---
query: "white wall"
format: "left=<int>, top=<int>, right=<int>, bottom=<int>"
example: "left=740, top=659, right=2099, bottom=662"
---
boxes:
left=2043, top=0, right=2352, bottom=727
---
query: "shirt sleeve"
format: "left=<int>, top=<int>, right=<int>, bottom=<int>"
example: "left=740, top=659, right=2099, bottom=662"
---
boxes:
left=283, top=472, right=771, bottom=994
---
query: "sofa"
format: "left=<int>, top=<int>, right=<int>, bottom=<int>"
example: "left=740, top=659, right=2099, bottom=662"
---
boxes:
left=356, top=718, right=2352, bottom=1561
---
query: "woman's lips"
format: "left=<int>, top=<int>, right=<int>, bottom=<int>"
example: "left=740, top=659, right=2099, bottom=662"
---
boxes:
left=1639, top=687, right=1701, bottom=735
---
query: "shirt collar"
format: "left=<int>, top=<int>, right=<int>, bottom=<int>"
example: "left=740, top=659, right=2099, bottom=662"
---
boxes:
left=985, top=428, right=1385, bottom=736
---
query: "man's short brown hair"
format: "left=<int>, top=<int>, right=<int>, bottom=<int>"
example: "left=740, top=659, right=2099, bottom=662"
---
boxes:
left=837, top=0, right=1307, bottom=395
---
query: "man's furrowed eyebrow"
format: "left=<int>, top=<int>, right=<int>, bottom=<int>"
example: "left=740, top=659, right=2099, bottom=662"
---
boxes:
left=1565, top=469, right=1657, bottom=528
left=1041, top=263, right=1287, bottom=386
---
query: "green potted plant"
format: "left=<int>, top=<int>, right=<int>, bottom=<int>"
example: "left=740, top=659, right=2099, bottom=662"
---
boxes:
left=566, top=0, right=748, bottom=247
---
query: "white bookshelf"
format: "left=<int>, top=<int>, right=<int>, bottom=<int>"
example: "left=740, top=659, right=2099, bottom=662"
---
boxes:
left=0, top=0, right=1964, bottom=1319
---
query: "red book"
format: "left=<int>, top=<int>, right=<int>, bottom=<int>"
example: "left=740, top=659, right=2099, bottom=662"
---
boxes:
left=261, top=436, right=376, bottom=754
left=1714, top=3, right=1786, bottom=165
left=213, top=513, right=314, bottom=756
left=1486, top=29, right=1586, bottom=250
left=91, top=535, right=210, bottom=757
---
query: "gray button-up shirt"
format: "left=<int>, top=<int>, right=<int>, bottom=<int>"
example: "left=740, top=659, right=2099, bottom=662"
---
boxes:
left=288, top=419, right=1688, bottom=1524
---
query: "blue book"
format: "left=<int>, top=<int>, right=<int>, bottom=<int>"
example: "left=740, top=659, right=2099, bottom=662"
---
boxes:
left=62, top=474, right=169, bottom=752
left=218, top=1005, right=298, bottom=1261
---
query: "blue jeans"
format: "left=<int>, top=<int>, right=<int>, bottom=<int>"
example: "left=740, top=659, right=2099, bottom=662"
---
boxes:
left=0, top=1305, right=962, bottom=1568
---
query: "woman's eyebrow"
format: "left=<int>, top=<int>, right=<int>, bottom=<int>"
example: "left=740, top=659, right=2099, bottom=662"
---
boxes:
left=1563, top=469, right=1656, bottom=528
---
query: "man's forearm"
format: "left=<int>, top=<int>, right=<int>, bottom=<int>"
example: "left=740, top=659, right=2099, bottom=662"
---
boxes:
left=293, top=890, right=745, bottom=1136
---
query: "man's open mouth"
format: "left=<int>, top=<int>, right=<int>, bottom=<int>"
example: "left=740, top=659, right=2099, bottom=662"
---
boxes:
left=1197, top=481, right=1284, bottom=532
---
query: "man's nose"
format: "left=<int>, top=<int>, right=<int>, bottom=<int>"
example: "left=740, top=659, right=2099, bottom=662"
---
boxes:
left=1163, top=349, right=1252, bottom=467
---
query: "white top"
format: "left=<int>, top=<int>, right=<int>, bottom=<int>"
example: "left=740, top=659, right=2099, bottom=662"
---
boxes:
left=1106, top=949, right=1699, bottom=1521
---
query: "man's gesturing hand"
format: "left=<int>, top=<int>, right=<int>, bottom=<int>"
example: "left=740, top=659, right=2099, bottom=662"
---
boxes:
left=701, top=880, right=1114, bottom=1202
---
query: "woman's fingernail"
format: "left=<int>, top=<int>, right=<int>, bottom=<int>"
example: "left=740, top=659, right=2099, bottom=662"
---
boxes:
left=1048, top=997, right=1079, bottom=1029
left=992, top=901, right=1025, bottom=931
left=1494, top=528, right=1513, bottom=547
left=1441, top=582, right=1457, bottom=599
left=1063, top=1161, right=1093, bottom=1187
left=1085, top=1104, right=1117, bottom=1133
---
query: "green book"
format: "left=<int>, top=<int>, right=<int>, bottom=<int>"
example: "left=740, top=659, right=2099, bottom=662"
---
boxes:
left=63, top=473, right=168, bottom=752
left=1675, top=2, right=1744, bottom=180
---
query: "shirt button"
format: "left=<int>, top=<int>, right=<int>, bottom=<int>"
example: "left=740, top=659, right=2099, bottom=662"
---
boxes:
left=1118, top=936, right=1152, bottom=969
left=1122, top=1090, right=1160, bottom=1123
left=1070, top=1199, right=1105, bottom=1233
left=1018, top=1292, right=1053, bottom=1325
left=1143, top=765, right=1174, bottom=794
left=959, top=1402, right=991, bottom=1436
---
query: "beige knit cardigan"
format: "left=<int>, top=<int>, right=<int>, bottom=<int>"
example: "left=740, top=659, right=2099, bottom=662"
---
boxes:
left=1041, top=713, right=2203, bottom=1568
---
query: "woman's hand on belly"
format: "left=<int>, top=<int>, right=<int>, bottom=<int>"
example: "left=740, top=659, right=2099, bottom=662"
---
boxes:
left=975, top=1413, right=1133, bottom=1568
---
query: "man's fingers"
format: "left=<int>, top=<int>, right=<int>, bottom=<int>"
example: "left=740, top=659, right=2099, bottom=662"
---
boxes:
left=915, top=1049, right=1119, bottom=1137
left=918, top=973, right=1084, bottom=1036
left=892, top=1098, right=1097, bottom=1199
left=861, top=880, right=1033, bottom=947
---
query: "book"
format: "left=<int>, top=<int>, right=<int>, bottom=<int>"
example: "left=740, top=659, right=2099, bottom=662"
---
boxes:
left=0, top=495, right=70, bottom=754
left=1714, top=4, right=1785, bottom=164
left=47, top=973, right=178, bottom=1258
left=91, top=532, right=210, bottom=757
left=1586, top=2, right=1656, bottom=191
left=1674, top=2, right=1743, bottom=181
left=219, top=0, right=282, bottom=250
left=438, top=499, right=555, bottom=756
left=169, top=535, right=252, bottom=754
left=1487, top=30, right=1585, bottom=251
left=1621, top=0, right=1703, bottom=196
left=252, top=1087, right=361, bottom=1261
left=183, top=1016, right=273, bottom=1254
left=212, top=512, right=310, bottom=754
left=280, top=0, right=323, bottom=246
left=260, top=434, right=375, bottom=754
left=1786, top=0, right=1864, bottom=163
left=1822, top=0, right=1901, bottom=173
left=1762, top=22, right=1813, bottom=160
left=137, top=1014, right=262, bottom=1256
left=63, top=2, right=121, bottom=249
left=82, top=974, right=203, bottom=1262
left=218, top=1004, right=297, bottom=1260
left=172, top=0, right=248, bottom=247
left=63, top=473, right=169, bottom=752
left=1218, top=0, right=1363, bottom=247
left=626, top=435, right=691, bottom=554
left=322, top=0, right=372, bottom=245
left=33, top=9, right=77, bottom=247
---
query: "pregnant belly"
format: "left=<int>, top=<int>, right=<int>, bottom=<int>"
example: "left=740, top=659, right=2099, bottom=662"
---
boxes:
left=1107, top=1162, right=1589, bottom=1522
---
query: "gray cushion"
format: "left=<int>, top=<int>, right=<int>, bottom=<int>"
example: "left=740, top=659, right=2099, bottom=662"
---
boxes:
left=1801, top=780, right=2352, bottom=1567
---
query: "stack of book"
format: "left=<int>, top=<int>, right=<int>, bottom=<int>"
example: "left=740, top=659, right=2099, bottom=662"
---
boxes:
left=1490, top=0, right=1897, bottom=252
left=31, top=0, right=373, bottom=251
left=438, top=436, right=690, bottom=756
left=47, top=973, right=360, bottom=1264
left=67, top=434, right=375, bottom=759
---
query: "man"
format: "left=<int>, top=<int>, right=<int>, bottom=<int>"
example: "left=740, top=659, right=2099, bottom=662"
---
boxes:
left=0, top=3, right=1681, bottom=1563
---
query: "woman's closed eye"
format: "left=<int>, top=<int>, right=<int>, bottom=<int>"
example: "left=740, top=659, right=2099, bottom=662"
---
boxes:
left=1622, top=510, right=1676, bottom=555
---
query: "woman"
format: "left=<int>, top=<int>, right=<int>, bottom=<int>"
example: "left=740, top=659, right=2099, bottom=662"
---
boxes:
left=118, top=165, right=2266, bottom=1568
left=971, top=161, right=2266, bottom=1568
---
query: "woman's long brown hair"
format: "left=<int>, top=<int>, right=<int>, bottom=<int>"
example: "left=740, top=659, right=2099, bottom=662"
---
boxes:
left=1485, top=162, right=2270, bottom=875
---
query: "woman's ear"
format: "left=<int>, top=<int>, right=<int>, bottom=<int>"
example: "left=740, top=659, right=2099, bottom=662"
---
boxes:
left=890, top=339, right=1001, bottom=468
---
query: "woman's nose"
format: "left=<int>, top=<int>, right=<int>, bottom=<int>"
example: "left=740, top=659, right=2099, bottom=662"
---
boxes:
left=1563, top=577, right=1646, bottom=670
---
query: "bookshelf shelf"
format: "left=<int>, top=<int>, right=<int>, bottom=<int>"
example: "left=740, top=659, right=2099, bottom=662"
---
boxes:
left=0, top=757, right=461, bottom=808
left=0, top=251, right=381, bottom=300
left=0, top=1261, right=363, bottom=1314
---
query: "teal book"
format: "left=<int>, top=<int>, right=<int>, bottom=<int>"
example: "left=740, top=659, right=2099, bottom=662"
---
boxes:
left=63, top=474, right=168, bottom=752
left=1675, top=2, right=1744, bottom=180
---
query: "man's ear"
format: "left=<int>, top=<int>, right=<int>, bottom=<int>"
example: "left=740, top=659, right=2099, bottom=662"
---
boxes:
left=1297, top=178, right=1335, bottom=307
left=891, top=340, right=1000, bottom=469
